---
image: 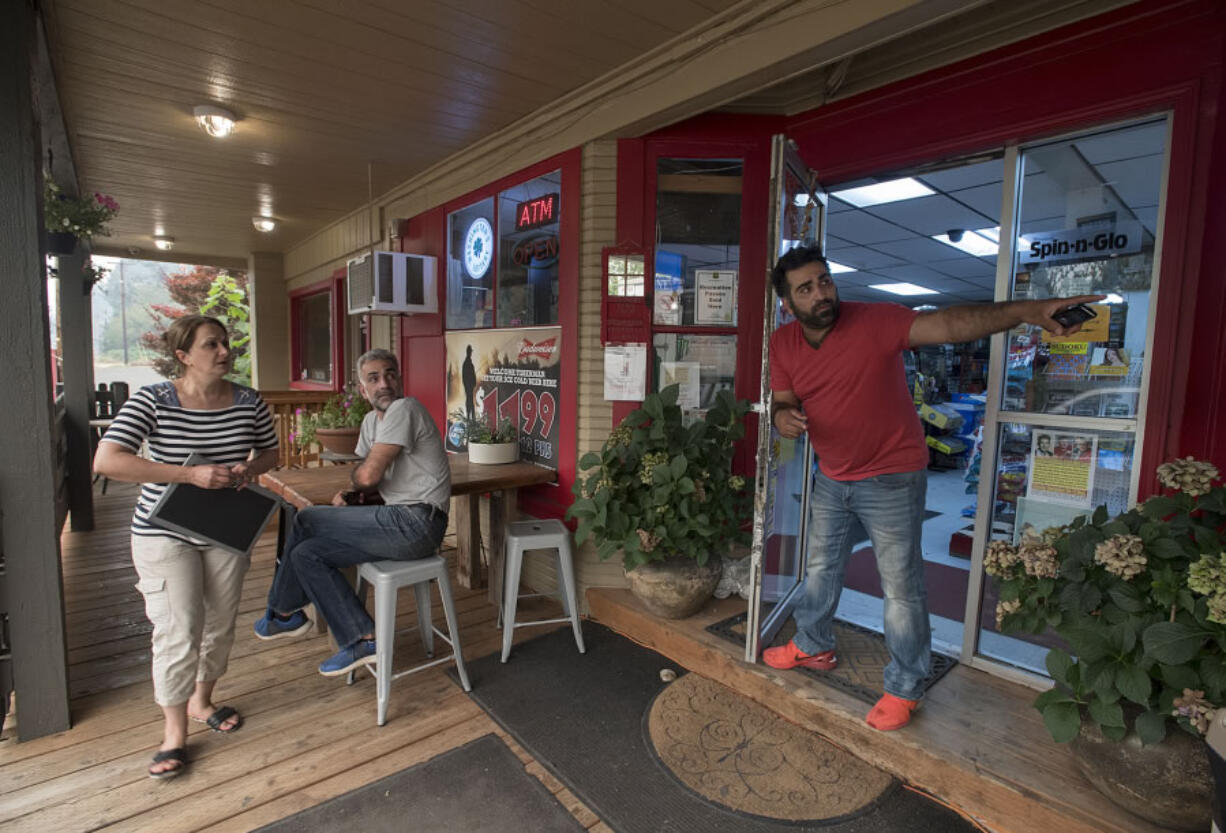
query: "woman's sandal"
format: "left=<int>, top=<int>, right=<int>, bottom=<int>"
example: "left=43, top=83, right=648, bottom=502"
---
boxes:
left=149, top=747, right=188, bottom=779
left=190, top=705, right=242, bottom=733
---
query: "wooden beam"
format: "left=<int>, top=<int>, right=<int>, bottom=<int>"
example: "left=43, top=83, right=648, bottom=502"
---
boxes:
left=56, top=249, right=96, bottom=531
left=0, top=0, right=70, bottom=739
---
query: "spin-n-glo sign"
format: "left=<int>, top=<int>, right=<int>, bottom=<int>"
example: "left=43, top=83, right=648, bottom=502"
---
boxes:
left=1019, top=221, right=1142, bottom=264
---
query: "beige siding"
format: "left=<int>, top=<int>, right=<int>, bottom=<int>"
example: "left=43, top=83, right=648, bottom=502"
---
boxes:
left=520, top=140, right=624, bottom=609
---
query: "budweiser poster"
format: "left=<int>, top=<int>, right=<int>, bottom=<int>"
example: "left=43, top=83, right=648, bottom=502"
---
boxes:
left=444, top=327, right=562, bottom=469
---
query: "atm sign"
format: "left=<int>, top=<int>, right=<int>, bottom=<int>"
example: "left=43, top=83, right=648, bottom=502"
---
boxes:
left=514, top=193, right=559, bottom=231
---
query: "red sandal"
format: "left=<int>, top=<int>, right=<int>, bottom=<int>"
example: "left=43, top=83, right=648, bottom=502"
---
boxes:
left=866, top=693, right=919, bottom=730
left=762, top=639, right=838, bottom=671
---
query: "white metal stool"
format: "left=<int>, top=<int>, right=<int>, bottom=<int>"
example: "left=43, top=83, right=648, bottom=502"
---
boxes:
left=347, top=555, right=471, bottom=725
left=501, top=519, right=585, bottom=663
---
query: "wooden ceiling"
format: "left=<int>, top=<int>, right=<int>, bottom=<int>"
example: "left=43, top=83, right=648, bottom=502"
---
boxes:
left=42, top=0, right=745, bottom=262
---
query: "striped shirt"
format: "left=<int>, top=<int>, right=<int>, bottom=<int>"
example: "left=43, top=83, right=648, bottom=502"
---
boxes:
left=100, top=381, right=279, bottom=542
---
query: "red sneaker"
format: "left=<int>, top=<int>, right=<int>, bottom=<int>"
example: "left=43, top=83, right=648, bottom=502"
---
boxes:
left=865, top=693, right=919, bottom=730
left=762, top=640, right=838, bottom=671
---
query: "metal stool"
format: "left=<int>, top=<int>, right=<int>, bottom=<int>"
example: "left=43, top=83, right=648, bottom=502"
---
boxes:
left=347, top=555, right=471, bottom=725
left=501, top=519, right=585, bottom=663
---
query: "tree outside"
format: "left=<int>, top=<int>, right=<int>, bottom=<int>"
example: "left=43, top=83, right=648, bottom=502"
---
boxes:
left=91, top=259, right=251, bottom=387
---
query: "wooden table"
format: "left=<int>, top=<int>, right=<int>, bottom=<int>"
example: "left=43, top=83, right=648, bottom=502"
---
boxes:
left=260, top=454, right=556, bottom=605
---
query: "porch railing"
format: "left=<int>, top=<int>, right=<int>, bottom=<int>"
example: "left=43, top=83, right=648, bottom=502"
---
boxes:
left=259, top=390, right=334, bottom=469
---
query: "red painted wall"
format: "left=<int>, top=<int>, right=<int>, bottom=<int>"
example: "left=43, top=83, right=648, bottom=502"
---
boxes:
left=781, top=0, right=1226, bottom=491
left=398, top=149, right=582, bottom=520
left=617, top=0, right=1225, bottom=492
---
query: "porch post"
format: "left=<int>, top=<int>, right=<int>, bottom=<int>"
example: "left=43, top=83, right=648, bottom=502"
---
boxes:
left=58, top=247, right=96, bottom=531
left=0, top=0, right=71, bottom=738
left=248, top=251, right=290, bottom=389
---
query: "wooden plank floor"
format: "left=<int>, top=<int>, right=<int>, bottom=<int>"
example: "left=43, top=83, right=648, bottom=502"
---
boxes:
left=0, top=482, right=609, bottom=833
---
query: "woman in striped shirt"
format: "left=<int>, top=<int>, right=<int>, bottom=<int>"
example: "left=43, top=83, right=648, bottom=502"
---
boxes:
left=94, top=315, right=279, bottom=779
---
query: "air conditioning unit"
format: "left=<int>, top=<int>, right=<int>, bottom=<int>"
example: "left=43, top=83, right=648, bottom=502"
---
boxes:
left=346, top=250, right=438, bottom=315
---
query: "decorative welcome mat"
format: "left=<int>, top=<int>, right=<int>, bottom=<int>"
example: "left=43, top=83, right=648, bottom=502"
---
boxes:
left=647, top=672, right=895, bottom=822
left=706, top=613, right=957, bottom=705
left=451, top=623, right=979, bottom=832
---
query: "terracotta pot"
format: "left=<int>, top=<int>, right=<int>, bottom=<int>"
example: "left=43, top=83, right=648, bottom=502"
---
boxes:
left=314, top=427, right=360, bottom=456
left=1069, top=717, right=1211, bottom=832
left=625, top=555, right=722, bottom=619
left=48, top=231, right=78, bottom=255
left=468, top=441, right=518, bottom=465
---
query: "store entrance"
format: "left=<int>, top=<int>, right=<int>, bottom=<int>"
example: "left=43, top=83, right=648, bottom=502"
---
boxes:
left=814, top=152, right=1008, bottom=656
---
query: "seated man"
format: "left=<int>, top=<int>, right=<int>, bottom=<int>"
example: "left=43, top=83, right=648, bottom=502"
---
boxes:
left=254, top=348, right=451, bottom=676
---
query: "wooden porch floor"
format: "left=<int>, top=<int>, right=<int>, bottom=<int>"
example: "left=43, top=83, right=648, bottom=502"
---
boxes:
left=0, top=482, right=605, bottom=833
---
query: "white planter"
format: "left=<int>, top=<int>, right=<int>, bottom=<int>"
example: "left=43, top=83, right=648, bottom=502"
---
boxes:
left=468, top=441, right=518, bottom=465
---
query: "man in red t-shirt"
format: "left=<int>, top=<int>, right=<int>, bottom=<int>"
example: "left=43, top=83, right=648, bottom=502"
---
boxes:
left=763, top=245, right=1100, bottom=731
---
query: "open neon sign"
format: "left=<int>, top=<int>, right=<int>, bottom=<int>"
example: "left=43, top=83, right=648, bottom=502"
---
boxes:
left=514, top=193, right=559, bottom=231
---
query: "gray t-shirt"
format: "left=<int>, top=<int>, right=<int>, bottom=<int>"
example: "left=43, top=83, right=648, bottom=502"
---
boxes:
left=356, top=397, right=451, bottom=511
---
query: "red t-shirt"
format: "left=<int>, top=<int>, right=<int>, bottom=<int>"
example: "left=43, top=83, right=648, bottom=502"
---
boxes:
left=769, top=301, right=928, bottom=481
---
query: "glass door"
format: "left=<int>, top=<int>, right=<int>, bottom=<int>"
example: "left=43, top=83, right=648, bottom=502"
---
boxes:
left=965, top=116, right=1170, bottom=676
left=746, top=135, right=825, bottom=661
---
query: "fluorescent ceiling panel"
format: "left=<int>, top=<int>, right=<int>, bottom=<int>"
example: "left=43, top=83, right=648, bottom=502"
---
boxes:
left=831, top=177, right=934, bottom=208
left=826, top=260, right=855, bottom=273
left=869, top=282, right=938, bottom=296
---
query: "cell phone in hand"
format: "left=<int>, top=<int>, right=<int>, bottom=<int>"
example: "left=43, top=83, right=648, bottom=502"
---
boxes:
left=1052, top=303, right=1098, bottom=328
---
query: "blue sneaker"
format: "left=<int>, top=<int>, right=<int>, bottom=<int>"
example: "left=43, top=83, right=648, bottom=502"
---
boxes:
left=254, top=609, right=311, bottom=640
left=319, top=639, right=376, bottom=677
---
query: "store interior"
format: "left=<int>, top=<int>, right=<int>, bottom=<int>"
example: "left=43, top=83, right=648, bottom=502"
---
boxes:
left=810, top=117, right=1166, bottom=671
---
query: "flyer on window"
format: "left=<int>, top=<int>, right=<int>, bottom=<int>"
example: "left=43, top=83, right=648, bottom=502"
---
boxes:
left=445, top=327, right=561, bottom=469
left=1027, top=430, right=1097, bottom=507
left=603, top=344, right=646, bottom=401
left=694, top=270, right=737, bottom=325
left=659, top=361, right=701, bottom=410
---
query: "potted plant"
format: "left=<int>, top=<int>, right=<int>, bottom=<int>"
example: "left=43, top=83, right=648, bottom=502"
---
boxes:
left=448, top=409, right=519, bottom=464
left=991, top=456, right=1223, bottom=831
left=44, top=179, right=119, bottom=255
left=295, top=386, right=372, bottom=456
left=566, top=385, right=751, bottom=618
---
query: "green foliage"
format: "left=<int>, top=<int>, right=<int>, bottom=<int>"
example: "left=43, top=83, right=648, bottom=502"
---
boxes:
left=44, top=179, right=119, bottom=240
left=140, top=267, right=251, bottom=383
left=994, top=459, right=1226, bottom=745
left=296, top=385, right=372, bottom=447
left=565, top=385, right=752, bottom=570
left=448, top=409, right=517, bottom=445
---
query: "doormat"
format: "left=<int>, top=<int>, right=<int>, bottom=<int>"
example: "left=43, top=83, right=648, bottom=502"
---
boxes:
left=450, top=623, right=979, bottom=832
left=252, top=734, right=584, bottom=833
left=706, top=613, right=957, bottom=706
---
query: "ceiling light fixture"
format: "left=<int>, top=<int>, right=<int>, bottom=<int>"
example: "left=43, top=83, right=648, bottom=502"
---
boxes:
left=826, top=260, right=856, bottom=274
left=869, top=282, right=938, bottom=296
left=831, top=177, right=934, bottom=208
left=154, top=235, right=174, bottom=251
left=194, top=104, right=237, bottom=138
left=252, top=216, right=277, bottom=233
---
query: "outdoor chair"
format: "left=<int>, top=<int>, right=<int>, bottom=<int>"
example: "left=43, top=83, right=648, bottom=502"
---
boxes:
left=346, top=554, right=471, bottom=726
left=500, top=519, right=585, bottom=663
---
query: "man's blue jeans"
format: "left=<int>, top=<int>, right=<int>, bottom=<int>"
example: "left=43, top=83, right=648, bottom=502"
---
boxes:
left=267, top=503, right=447, bottom=650
left=791, top=467, right=931, bottom=701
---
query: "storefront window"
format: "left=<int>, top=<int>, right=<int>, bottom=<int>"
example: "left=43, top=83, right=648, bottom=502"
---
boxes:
left=446, top=197, right=495, bottom=330
left=652, top=333, right=736, bottom=413
left=497, top=171, right=561, bottom=327
left=1000, top=119, right=1165, bottom=418
left=977, top=423, right=1136, bottom=673
left=654, top=158, right=742, bottom=327
left=295, top=290, right=333, bottom=384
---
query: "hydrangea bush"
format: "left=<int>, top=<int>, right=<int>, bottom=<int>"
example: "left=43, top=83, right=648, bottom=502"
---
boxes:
left=567, top=385, right=751, bottom=570
left=993, top=457, right=1226, bottom=745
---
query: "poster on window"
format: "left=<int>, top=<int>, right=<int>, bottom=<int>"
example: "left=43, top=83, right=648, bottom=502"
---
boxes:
left=445, top=327, right=561, bottom=469
left=694, top=270, right=737, bottom=325
left=1027, top=430, right=1098, bottom=507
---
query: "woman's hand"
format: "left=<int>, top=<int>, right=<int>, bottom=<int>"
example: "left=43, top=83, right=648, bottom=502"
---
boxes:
left=187, top=464, right=236, bottom=490
left=228, top=463, right=256, bottom=489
